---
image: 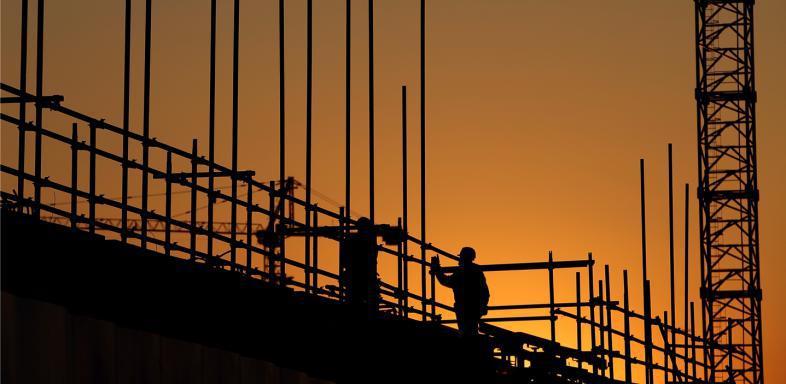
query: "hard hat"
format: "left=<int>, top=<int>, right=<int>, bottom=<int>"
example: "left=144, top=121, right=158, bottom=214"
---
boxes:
left=459, top=247, right=476, bottom=261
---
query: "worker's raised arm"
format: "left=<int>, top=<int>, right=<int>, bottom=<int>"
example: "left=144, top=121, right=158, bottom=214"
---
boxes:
left=431, top=256, right=454, bottom=287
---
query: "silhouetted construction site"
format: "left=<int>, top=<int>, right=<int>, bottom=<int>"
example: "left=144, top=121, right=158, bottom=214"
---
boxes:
left=1, top=1, right=764, bottom=383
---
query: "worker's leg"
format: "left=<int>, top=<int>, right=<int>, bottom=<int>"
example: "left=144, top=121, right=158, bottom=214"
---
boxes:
left=465, top=314, right=479, bottom=337
left=456, top=308, right=467, bottom=335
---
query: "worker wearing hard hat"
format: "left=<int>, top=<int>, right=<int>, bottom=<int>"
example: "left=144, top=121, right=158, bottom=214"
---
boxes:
left=432, top=247, right=490, bottom=336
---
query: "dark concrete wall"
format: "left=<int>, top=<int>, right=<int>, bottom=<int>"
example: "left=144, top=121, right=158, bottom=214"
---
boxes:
left=2, top=292, right=331, bottom=384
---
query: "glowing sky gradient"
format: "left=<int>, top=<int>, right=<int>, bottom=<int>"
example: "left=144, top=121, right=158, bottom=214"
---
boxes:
left=2, top=0, right=784, bottom=381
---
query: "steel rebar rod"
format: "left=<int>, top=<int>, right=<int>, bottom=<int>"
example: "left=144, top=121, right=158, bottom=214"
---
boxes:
left=664, top=310, right=669, bottom=383
left=165, top=151, right=172, bottom=256
left=660, top=312, right=686, bottom=383
left=397, top=217, right=403, bottom=310
left=33, top=0, right=45, bottom=218
left=141, top=0, right=152, bottom=249
left=304, top=0, right=313, bottom=289
left=644, top=280, right=654, bottom=384
left=268, top=181, right=277, bottom=278
left=588, top=253, right=597, bottom=375
left=18, top=0, right=28, bottom=209
left=402, top=84, right=409, bottom=317
left=230, top=0, right=240, bottom=271
left=548, top=251, right=556, bottom=342
left=419, top=0, right=427, bottom=321
left=277, top=0, right=286, bottom=283
left=683, top=182, right=690, bottom=378
left=247, top=180, right=253, bottom=274
left=576, top=271, right=583, bottom=370
left=623, top=270, right=632, bottom=384
left=313, top=205, right=319, bottom=290
left=345, top=0, right=351, bottom=220
left=190, top=140, right=198, bottom=260
left=368, top=0, right=375, bottom=223
left=208, top=0, right=216, bottom=258
left=121, top=0, right=131, bottom=243
left=598, top=279, right=606, bottom=377
left=640, top=158, right=647, bottom=283
left=70, top=123, right=77, bottom=229
left=690, top=301, right=697, bottom=379
left=89, top=122, right=96, bottom=234
left=605, top=265, right=615, bottom=379
left=668, top=144, right=676, bottom=384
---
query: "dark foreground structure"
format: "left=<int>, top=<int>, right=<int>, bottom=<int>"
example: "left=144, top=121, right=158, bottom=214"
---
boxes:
left=2, top=211, right=591, bottom=384
left=1, top=0, right=765, bottom=383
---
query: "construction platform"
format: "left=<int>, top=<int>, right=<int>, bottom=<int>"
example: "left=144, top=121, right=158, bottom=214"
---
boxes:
left=5, top=211, right=612, bottom=384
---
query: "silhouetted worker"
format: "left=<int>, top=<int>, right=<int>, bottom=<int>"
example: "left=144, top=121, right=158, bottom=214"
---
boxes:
left=433, top=247, right=490, bottom=336
left=339, top=217, right=379, bottom=317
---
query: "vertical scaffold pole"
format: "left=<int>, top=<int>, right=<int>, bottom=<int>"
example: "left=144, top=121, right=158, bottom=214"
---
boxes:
left=663, top=311, right=670, bottom=382
left=345, top=0, right=351, bottom=220
left=70, top=123, right=78, bottom=229
left=18, top=0, right=28, bottom=210
left=588, top=252, right=597, bottom=376
left=208, top=0, right=216, bottom=258
left=683, top=182, right=690, bottom=379
left=121, top=0, right=131, bottom=243
left=230, top=0, right=240, bottom=271
left=575, top=271, right=583, bottom=370
left=605, top=264, right=614, bottom=379
left=598, top=279, right=606, bottom=377
left=667, top=144, right=676, bottom=384
left=141, top=0, right=152, bottom=249
left=312, top=205, right=319, bottom=291
left=246, top=180, right=253, bottom=274
left=33, top=0, right=45, bottom=218
left=368, top=0, right=375, bottom=223
left=690, top=301, right=697, bottom=379
left=402, top=84, right=409, bottom=317
left=397, top=217, right=403, bottom=311
left=165, top=151, right=172, bottom=256
left=88, top=123, right=96, bottom=234
left=623, top=270, right=632, bottom=384
left=305, top=0, right=313, bottom=290
left=279, top=0, right=286, bottom=204
left=640, top=158, right=648, bottom=282
left=419, top=0, right=427, bottom=321
left=430, top=255, right=436, bottom=318
left=268, top=181, right=276, bottom=279
left=190, top=139, right=198, bottom=260
left=277, top=0, right=286, bottom=286
left=644, top=280, right=654, bottom=384
left=548, top=251, right=556, bottom=342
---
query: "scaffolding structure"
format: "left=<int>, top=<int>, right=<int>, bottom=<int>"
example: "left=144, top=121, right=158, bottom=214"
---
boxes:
left=0, top=0, right=765, bottom=382
left=694, top=1, right=763, bottom=384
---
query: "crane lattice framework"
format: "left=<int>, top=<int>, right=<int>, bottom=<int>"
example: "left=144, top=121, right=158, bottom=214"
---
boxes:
left=694, top=1, right=763, bottom=383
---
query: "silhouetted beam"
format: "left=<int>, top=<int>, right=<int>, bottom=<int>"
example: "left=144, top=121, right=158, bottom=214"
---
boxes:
left=1, top=95, right=63, bottom=104
left=441, top=259, right=592, bottom=273
left=152, top=171, right=255, bottom=179
left=440, top=316, right=554, bottom=324
left=488, top=301, right=618, bottom=310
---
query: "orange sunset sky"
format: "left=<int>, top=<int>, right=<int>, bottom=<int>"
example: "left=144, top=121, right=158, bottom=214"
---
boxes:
left=2, top=0, right=785, bottom=381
